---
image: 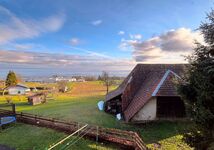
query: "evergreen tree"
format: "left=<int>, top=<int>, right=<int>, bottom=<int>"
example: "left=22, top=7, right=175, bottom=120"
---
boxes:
left=178, top=10, right=214, bottom=149
left=5, top=71, right=18, bottom=87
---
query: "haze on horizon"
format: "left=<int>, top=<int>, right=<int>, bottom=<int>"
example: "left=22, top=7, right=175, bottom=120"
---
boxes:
left=0, top=0, right=213, bottom=78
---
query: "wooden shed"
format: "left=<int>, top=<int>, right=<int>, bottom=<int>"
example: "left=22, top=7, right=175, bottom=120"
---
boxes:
left=28, top=93, right=46, bottom=105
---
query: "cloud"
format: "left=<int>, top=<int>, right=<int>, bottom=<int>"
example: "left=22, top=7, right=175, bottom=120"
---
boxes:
left=69, top=46, right=113, bottom=59
left=13, top=43, right=34, bottom=50
left=91, top=20, right=102, bottom=26
left=130, top=34, right=142, bottom=40
left=118, top=33, right=142, bottom=51
left=0, top=49, right=135, bottom=75
left=120, top=28, right=204, bottom=63
left=69, top=38, right=81, bottom=46
left=118, top=31, right=125, bottom=35
left=118, top=38, right=138, bottom=51
left=0, top=5, right=65, bottom=44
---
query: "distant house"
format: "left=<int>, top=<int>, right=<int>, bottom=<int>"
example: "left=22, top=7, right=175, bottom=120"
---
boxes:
left=68, top=78, right=77, bottom=82
left=28, top=93, right=46, bottom=105
left=6, top=84, right=30, bottom=95
left=55, top=77, right=64, bottom=82
left=55, top=77, right=77, bottom=82
left=77, top=78, right=85, bottom=82
left=29, top=87, right=38, bottom=92
left=105, top=64, right=187, bottom=122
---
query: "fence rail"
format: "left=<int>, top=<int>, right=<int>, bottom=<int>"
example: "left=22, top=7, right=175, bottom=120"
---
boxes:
left=0, top=108, right=15, bottom=117
left=0, top=109, right=147, bottom=150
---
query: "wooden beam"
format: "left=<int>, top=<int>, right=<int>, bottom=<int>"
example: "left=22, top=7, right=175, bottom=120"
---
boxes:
left=48, top=124, right=88, bottom=150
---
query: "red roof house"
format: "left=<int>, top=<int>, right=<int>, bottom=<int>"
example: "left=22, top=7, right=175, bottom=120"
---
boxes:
left=105, top=64, right=187, bottom=122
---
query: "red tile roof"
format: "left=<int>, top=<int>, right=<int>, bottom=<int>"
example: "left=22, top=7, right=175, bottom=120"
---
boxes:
left=105, top=64, right=187, bottom=122
left=155, top=72, right=180, bottom=96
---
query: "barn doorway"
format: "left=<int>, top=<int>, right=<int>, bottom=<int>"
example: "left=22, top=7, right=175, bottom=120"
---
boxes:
left=105, top=95, right=122, bottom=115
left=156, top=96, right=186, bottom=118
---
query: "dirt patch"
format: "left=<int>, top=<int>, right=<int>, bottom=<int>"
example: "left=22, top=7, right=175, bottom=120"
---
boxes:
left=0, top=145, right=15, bottom=150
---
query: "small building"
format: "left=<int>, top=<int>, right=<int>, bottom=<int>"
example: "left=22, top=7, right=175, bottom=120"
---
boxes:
left=29, top=87, right=38, bottom=92
left=55, top=77, right=64, bottom=82
left=6, top=84, right=30, bottom=95
left=28, top=93, right=46, bottom=105
left=105, top=64, right=187, bottom=122
left=68, top=78, right=77, bottom=82
left=77, top=78, right=85, bottom=82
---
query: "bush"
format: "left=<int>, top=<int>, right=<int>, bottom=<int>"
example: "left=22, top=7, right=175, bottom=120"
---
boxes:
left=183, top=126, right=213, bottom=150
left=5, top=96, right=13, bottom=104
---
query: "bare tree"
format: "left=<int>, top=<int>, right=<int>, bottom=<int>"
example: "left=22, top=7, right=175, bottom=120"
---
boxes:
left=100, top=71, right=114, bottom=94
left=57, top=81, right=68, bottom=93
left=16, top=73, right=23, bottom=83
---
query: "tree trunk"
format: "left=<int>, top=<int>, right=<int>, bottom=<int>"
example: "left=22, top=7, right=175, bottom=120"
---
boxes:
left=106, top=84, right=109, bottom=94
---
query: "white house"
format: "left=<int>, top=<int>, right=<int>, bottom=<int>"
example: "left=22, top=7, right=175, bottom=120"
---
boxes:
left=6, top=84, right=30, bottom=95
left=68, top=78, right=77, bottom=82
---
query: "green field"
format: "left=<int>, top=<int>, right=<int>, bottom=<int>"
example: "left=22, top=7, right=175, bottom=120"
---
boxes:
left=0, top=81, right=193, bottom=149
left=0, top=123, right=117, bottom=150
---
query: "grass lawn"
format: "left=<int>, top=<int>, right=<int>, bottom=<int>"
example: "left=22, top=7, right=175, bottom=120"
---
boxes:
left=0, top=81, right=193, bottom=149
left=0, top=123, right=117, bottom=150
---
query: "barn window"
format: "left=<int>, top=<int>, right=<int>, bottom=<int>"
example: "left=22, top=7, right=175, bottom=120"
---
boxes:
left=156, top=96, right=186, bottom=118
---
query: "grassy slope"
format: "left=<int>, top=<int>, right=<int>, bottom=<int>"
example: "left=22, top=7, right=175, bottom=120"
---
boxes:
left=0, top=81, right=192, bottom=149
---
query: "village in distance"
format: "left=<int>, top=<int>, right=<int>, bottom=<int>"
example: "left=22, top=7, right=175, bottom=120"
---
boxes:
left=0, top=1, right=213, bottom=150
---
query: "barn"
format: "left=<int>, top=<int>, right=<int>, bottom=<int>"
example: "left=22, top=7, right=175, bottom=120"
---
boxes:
left=28, top=93, right=46, bottom=105
left=6, top=84, right=30, bottom=95
left=105, top=64, right=187, bottom=122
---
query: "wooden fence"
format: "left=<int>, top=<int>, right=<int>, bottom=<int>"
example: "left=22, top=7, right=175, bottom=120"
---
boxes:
left=0, top=104, right=15, bottom=117
left=0, top=109, right=147, bottom=150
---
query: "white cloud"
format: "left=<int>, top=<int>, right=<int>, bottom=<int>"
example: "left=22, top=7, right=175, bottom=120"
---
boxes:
left=120, top=28, right=204, bottom=63
left=0, top=5, right=65, bottom=44
left=0, top=49, right=135, bottom=75
left=118, top=31, right=125, bottom=35
left=69, top=46, right=113, bottom=59
left=91, top=20, right=102, bottom=26
left=14, top=43, right=34, bottom=50
left=118, top=34, right=142, bottom=51
left=118, top=38, right=138, bottom=51
left=130, top=34, right=142, bottom=40
left=69, top=38, right=81, bottom=46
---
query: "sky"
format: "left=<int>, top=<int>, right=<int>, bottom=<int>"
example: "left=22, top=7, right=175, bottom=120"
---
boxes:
left=0, top=0, right=213, bottom=78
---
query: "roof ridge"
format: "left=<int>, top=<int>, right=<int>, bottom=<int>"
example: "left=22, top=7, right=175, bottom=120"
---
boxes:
left=152, top=69, right=181, bottom=96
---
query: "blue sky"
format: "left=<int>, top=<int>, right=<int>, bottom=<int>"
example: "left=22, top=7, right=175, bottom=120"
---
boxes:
left=0, top=0, right=213, bottom=77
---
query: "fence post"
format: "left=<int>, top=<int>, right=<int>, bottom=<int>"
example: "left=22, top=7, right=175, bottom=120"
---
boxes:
left=96, top=126, right=99, bottom=142
left=77, top=123, right=79, bottom=136
left=12, top=104, right=16, bottom=115
left=19, top=112, right=23, bottom=122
